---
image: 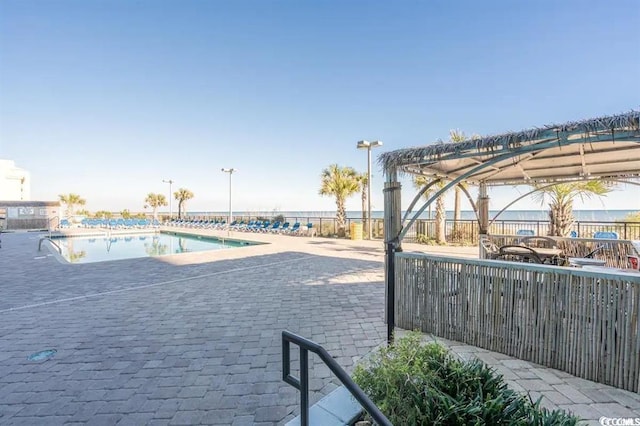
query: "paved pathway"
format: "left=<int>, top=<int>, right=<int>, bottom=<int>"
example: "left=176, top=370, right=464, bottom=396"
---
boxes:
left=1, top=231, right=388, bottom=425
left=1, top=229, right=638, bottom=425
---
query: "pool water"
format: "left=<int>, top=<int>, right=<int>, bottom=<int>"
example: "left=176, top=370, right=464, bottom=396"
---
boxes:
left=52, top=232, right=260, bottom=264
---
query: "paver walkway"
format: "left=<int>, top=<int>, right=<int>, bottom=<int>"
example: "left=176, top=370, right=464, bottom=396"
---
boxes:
left=1, top=231, right=387, bottom=425
left=1, top=229, right=638, bottom=425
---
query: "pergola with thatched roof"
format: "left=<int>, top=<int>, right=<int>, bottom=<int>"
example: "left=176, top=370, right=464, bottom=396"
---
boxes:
left=378, top=110, right=640, bottom=342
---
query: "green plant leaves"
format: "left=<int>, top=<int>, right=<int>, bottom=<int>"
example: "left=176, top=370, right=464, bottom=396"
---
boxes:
left=353, top=332, right=580, bottom=425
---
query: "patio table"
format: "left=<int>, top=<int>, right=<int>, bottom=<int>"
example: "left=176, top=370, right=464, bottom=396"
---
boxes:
left=499, top=245, right=564, bottom=264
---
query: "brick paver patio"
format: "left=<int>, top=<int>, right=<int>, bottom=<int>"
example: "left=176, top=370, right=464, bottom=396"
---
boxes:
left=1, top=229, right=638, bottom=425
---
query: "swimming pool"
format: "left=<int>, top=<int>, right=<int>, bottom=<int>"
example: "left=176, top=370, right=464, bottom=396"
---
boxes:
left=50, top=232, right=261, bottom=264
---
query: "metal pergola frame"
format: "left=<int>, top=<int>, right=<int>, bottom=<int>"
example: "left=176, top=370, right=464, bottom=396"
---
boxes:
left=379, top=110, right=640, bottom=343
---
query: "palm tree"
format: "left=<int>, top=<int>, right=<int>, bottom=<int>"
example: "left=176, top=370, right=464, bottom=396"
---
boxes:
left=449, top=130, right=467, bottom=227
left=174, top=188, right=194, bottom=219
left=58, top=193, right=86, bottom=218
left=358, top=173, right=368, bottom=237
left=144, top=193, right=167, bottom=221
left=533, top=181, right=613, bottom=236
left=413, top=176, right=446, bottom=244
left=319, top=164, right=360, bottom=237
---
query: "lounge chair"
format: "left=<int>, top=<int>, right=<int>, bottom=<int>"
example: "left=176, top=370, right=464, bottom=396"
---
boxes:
left=304, top=223, right=316, bottom=237
left=278, top=222, right=290, bottom=233
left=253, top=221, right=270, bottom=232
left=286, top=222, right=301, bottom=235
left=266, top=221, right=281, bottom=233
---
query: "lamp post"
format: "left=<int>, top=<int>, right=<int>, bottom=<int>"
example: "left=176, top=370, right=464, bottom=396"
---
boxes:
left=221, top=168, right=236, bottom=225
left=357, top=140, right=383, bottom=239
left=162, top=179, right=174, bottom=219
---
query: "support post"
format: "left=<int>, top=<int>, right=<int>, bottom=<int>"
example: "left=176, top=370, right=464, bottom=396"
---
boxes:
left=478, top=182, right=489, bottom=235
left=383, top=167, right=402, bottom=344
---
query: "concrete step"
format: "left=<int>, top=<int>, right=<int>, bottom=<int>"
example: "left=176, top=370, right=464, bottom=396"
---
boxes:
left=285, top=385, right=363, bottom=426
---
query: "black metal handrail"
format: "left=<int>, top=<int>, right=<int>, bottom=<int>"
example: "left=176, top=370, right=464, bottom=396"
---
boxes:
left=282, top=330, right=391, bottom=426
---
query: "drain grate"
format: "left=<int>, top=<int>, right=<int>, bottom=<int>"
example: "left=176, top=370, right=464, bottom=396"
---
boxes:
left=28, top=349, right=57, bottom=361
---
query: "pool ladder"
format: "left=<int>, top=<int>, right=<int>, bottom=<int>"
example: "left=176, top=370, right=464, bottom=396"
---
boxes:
left=39, top=236, right=62, bottom=254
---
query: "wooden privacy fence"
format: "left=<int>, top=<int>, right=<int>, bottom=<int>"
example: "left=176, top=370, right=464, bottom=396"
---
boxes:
left=395, top=252, right=640, bottom=393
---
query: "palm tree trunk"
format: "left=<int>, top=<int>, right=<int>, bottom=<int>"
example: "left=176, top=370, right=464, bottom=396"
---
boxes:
left=435, top=196, right=446, bottom=244
left=178, top=202, right=182, bottom=219
left=549, top=200, right=574, bottom=237
left=453, top=186, right=461, bottom=237
left=336, top=197, right=347, bottom=237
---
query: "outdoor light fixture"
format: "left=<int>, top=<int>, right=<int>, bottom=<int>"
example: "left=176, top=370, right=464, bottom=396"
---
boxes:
left=356, top=140, right=383, bottom=239
left=162, top=179, right=174, bottom=219
left=221, top=168, right=237, bottom=226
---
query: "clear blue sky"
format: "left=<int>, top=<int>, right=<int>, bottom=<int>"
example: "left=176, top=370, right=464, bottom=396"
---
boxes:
left=1, top=0, right=639, bottom=214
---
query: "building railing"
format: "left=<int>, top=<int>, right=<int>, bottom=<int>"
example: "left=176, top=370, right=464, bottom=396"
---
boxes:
left=282, top=330, right=391, bottom=426
left=394, top=252, right=640, bottom=393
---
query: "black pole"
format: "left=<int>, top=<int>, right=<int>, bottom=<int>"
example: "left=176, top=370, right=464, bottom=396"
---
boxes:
left=386, top=241, right=395, bottom=344
left=300, top=347, right=309, bottom=426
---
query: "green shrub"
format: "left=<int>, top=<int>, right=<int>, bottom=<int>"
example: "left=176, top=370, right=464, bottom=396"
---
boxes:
left=416, top=234, right=440, bottom=245
left=353, top=333, right=580, bottom=425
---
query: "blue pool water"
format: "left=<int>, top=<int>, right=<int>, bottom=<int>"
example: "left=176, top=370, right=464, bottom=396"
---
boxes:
left=52, top=232, right=260, bottom=264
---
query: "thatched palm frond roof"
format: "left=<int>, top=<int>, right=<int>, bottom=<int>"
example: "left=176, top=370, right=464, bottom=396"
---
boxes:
left=379, top=110, right=640, bottom=186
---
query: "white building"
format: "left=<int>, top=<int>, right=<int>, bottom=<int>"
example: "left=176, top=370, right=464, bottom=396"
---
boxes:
left=0, top=159, right=31, bottom=201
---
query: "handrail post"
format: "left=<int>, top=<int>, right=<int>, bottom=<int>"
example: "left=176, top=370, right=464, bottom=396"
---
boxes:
left=300, top=347, right=309, bottom=426
left=281, top=331, right=392, bottom=426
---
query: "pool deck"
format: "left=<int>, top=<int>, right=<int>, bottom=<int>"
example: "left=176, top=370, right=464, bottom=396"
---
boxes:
left=1, top=228, right=638, bottom=425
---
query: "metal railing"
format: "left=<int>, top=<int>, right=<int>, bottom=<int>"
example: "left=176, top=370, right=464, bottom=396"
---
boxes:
left=38, top=236, right=62, bottom=254
left=282, top=330, right=391, bottom=426
left=181, top=215, right=640, bottom=243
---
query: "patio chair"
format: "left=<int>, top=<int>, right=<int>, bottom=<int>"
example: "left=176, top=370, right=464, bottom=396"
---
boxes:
left=480, top=238, right=499, bottom=260
left=593, top=231, right=619, bottom=239
left=584, top=231, right=621, bottom=264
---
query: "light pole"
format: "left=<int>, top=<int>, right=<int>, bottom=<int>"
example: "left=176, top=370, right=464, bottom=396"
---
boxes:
left=357, top=140, right=383, bottom=239
left=162, top=179, right=174, bottom=219
left=221, top=168, right=236, bottom=225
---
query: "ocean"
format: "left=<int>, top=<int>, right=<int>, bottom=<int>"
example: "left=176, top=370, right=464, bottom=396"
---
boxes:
left=187, top=210, right=638, bottom=222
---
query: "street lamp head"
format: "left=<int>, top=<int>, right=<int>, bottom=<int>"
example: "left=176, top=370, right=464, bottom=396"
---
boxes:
left=356, top=140, right=370, bottom=149
left=221, top=168, right=237, bottom=173
left=357, top=140, right=383, bottom=149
